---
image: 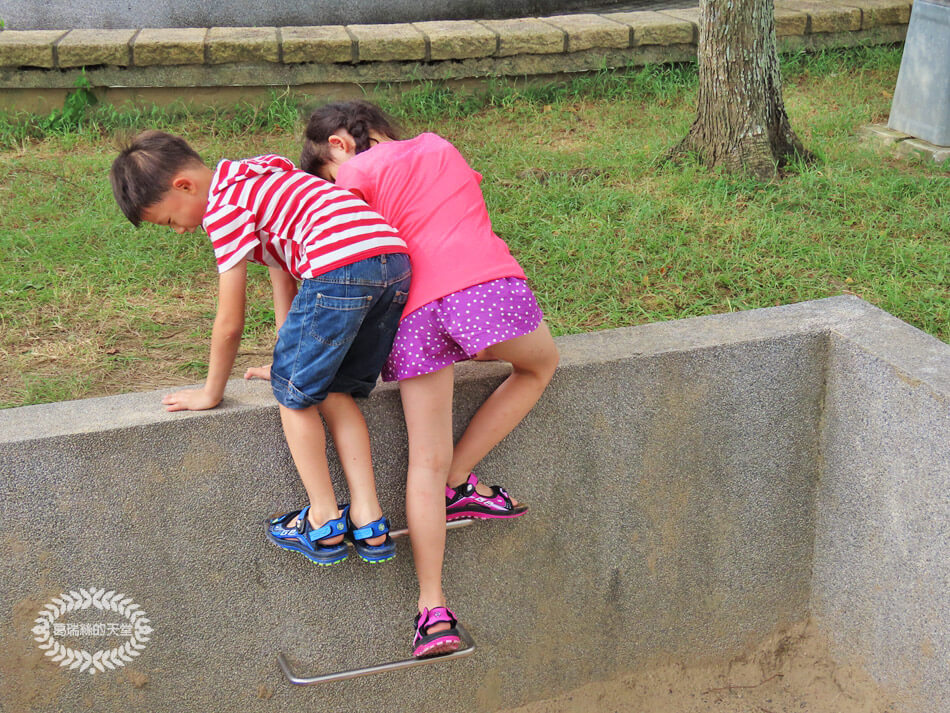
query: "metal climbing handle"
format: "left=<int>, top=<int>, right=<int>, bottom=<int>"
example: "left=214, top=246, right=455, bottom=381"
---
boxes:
left=277, top=623, right=476, bottom=685
left=389, top=517, right=475, bottom=540
left=276, top=517, right=478, bottom=685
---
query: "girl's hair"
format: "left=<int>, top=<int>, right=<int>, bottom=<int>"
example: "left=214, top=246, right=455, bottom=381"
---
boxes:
left=301, top=100, right=400, bottom=176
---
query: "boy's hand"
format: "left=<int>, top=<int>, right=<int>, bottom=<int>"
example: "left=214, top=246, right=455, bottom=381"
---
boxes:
left=244, top=364, right=272, bottom=381
left=162, top=388, right=222, bottom=412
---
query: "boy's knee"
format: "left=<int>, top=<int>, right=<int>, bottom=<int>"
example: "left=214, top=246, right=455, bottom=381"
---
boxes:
left=319, top=392, right=352, bottom=409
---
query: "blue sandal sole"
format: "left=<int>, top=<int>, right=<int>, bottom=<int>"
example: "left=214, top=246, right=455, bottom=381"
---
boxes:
left=265, top=521, right=349, bottom=566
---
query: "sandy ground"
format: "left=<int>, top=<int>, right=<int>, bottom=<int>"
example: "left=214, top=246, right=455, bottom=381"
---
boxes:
left=501, top=620, right=901, bottom=713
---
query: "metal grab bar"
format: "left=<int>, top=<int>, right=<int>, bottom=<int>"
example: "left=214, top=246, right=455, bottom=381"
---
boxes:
left=388, top=517, right=476, bottom=540
left=277, top=623, right=476, bottom=685
left=277, top=518, right=479, bottom=685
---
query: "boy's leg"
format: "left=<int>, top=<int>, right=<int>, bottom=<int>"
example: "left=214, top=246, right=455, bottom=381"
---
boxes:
left=400, top=365, right=455, bottom=624
left=277, top=403, right=343, bottom=543
left=318, top=255, right=408, bottom=549
left=317, top=392, right=386, bottom=546
left=447, top=322, right=559, bottom=493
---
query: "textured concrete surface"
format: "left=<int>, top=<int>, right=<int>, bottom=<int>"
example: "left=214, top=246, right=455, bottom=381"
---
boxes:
left=206, top=27, right=280, bottom=65
left=0, top=30, right=67, bottom=68
left=845, top=0, right=913, bottom=27
left=0, top=297, right=946, bottom=713
left=777, top=0, right=863, bottom=32
left=812, top=315, right=950, bottom=713
left=413, top=20, right=498, bottom=61
left=55, top=29, right=136, bottom=68
left=538, top=14, right=630, bottom=52
left=0, top=301, right=824, bottom=712
left=479, top=18, right=567, bottom=56
left=348, top=24, right=427, bottom=63
left=2, top=0, right=621, bottom=30
left=861, top=123, right=950, bottom=164
left=773, top=6, right=809, bottom=35
left=280, top=26, right=353, bottom=65
left=130, top=28, right=207, bottom=66
left=895, top=138, right=950, bottom=163
left=604, top=10, right=694, bottom=45
left=660, top=8, right=701, bottom=41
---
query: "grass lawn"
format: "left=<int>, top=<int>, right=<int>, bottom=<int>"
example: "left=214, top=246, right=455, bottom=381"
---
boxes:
left=0, top=46, right=946, bottom=409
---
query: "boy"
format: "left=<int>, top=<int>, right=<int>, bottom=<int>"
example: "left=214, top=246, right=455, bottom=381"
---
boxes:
left=110, top=130, right=411, bottom=565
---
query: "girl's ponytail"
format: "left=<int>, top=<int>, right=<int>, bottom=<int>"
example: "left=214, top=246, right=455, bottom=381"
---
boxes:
left=301, top=101, right=400, bottom=175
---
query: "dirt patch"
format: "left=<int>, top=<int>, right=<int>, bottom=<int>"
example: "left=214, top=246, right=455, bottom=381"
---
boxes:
left=501, top=620, right=901, bottom=713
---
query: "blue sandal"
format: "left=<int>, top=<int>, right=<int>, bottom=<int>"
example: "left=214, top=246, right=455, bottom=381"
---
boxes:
left=265, top=505, right=349, bottom=566
left=345, top=508, right=396, bottom=564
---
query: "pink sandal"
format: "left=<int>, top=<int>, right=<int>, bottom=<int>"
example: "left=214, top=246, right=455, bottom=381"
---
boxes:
left=413, top=607, right=462, bottom=658
left=445, top=473, right=528, bottom=521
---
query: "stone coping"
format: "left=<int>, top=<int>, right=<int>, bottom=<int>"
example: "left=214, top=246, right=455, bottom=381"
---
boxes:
left=0, top=0, right=911, bottom=93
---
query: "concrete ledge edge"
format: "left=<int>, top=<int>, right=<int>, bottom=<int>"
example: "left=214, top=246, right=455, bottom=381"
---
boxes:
left=3, top=296, right=946, bottom=445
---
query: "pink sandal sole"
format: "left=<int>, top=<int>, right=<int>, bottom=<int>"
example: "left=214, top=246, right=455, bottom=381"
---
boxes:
left=413, top=635, right=462, bottom=658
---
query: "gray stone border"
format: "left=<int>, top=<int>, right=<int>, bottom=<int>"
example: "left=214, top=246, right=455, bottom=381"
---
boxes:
left=860, top=123, right=950, bottom=164
left=0, top=0, right=911, bottom=98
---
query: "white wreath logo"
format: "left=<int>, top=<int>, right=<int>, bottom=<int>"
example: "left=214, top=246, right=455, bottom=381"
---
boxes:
left=31, top=587, right=153, bottom=674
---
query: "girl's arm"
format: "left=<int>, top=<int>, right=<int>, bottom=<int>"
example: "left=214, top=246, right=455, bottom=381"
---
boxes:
left=163, top=259, right=248, bottom=411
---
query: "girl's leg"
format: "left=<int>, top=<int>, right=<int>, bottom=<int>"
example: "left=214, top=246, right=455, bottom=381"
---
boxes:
left=447, top=321, right=559, bottom=493
left=317, top=392, right=386, bottom=546
left=277, top=403, right=343, bottom=544
left=400, top=365, right=456, bottom=624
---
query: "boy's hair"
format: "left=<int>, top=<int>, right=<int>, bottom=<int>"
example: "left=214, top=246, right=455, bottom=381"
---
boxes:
left=300, top=100, right=400, bottom=176
left=110, top=130, right=204, bottom=226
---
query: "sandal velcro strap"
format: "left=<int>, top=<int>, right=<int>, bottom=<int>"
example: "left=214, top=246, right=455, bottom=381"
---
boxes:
left=446, top=473, right=480, bottom=499
left=493, top=485, right=513, bottom=507
left=420, top=606, right=458, bottom=634
left=350, top=515, right=390, bottom=542
left=343, top=506, right=396, bottom=563
left=308, top=505, right=349, bottom=542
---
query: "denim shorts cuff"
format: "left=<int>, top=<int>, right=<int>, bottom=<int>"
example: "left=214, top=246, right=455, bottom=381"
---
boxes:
left=270, top=371, right=322, bottom=409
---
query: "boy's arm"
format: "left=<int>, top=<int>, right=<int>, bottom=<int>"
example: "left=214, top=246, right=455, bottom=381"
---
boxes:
left=269, top=266, right=297, bottom=330
left=163, top=260, right=248, bottom=411
left=243, top=267, right=296, bottom=382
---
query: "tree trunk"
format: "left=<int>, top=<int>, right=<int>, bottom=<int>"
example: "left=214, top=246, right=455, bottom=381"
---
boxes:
left=673, top=0, right=812, bottom=179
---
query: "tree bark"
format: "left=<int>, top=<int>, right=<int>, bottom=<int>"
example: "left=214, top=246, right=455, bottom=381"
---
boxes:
left=673, top=0, right=812, bottom=180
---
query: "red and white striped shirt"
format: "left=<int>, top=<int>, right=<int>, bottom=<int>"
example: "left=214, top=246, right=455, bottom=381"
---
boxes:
left=202, top=155, right=407, bottom=278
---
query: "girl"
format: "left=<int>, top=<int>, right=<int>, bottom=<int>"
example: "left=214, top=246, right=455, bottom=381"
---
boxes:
left=301, top=101, right=559, bottom=657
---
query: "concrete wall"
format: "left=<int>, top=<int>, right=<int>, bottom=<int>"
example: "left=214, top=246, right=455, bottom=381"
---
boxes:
left=0, top=0, right=913, bottom=112
left=811, top=310, right=950, bottom=713
left=2, top=0, right=620, bottom=31
left=0, top=296, right=946, bottom=712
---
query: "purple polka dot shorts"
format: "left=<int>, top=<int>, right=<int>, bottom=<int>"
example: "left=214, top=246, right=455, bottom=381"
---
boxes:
left=382, top=277, right=544, bottom=382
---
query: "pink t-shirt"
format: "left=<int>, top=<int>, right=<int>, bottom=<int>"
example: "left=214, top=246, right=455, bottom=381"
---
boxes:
left=335, top=133, right=526, bottom=316
left=204, top=155, right=406, bottom=279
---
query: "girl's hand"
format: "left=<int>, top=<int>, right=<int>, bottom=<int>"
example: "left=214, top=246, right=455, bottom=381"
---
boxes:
left=162, top=388, right=222, bottom=412
left=244, top=364, right=272, bottom=381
